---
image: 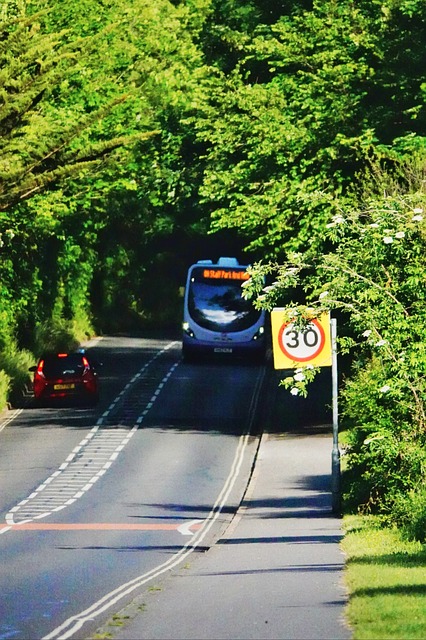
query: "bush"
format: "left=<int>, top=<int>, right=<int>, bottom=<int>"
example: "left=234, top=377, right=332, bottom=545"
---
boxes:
left=247, top=156, right=426, bottom=535
left=33, top=319, right=81, bottom=354
left=342, top=428, right=426, bottom=516
left=341, top=357, right=426, bottom=516
left=393, top=487, right=426, bottom=543
left=0, top=370, right=10, bottom=411
left=0, top=345, right=35, bottom=405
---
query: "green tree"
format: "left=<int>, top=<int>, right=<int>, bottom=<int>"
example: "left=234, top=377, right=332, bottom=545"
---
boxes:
left=0, top=1, right=160, bottom=213
left=189, top=0, right=426, bottom=258
left=244, top=153, right=426, bottom=538
left=0, top=0, right=216, bottom=347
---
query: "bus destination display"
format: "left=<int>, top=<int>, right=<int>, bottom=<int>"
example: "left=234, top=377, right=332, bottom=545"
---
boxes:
left=202, top=269, right=250, bottom=281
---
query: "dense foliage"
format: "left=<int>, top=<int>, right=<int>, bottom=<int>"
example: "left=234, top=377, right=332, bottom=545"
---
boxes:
left=0, top=0, right=425, bottom=537
left=0, top=0, right=212, bottom=356
left=192, top=0, right=426, bottom=255
left=198, top=0, right=426, bottom=536
left=244, top=160, right=426, bottom=538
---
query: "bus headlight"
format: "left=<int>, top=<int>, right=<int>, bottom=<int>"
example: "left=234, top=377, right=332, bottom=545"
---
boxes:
left=252, top=326, right=265, bottom=341
left=182, top=322, right=195, bottom=338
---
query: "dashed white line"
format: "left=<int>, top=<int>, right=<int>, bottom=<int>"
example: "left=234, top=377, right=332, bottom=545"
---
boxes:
left=41, top=365, right=267, bottom=640
left=44, top=433, right=259, bottom=640
left=2, top=342, right=180, bottom=530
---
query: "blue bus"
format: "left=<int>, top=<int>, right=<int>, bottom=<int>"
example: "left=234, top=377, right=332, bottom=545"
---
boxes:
left=182, top=257, right=266, bottom=360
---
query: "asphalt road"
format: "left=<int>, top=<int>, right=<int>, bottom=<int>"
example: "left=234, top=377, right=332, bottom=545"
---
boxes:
left=0, top=336, right=269, bottom=640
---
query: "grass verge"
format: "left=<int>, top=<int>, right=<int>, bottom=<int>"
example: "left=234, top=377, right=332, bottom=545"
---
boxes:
left=342, top=515, right=426, bottom=639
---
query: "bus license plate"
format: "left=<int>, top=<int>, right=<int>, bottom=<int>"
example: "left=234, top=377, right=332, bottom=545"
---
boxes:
left=214, top=348, right=233, bottom=353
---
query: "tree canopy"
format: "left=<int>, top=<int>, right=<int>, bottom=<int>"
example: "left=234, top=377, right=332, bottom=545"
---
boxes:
left=0, top=0, right=425, bottom=535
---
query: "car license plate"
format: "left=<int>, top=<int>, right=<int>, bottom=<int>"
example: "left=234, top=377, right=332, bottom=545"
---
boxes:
left=53, top=383, right=75, bottom=390
left=214, top=348, right=233, bottom=353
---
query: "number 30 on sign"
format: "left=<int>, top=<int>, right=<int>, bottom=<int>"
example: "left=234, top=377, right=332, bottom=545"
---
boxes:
left=271, top=310, right=332, bottom=369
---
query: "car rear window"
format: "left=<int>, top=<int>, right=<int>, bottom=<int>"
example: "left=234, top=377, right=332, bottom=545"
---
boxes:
left=41, top=354, right=86, bottom=378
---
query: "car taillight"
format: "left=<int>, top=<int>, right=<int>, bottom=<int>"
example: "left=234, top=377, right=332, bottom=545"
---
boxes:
left=82, top=356, right=91, bottom=376
left=36, top=360, right=45, bottom=378
left=82, top=356, right=93, bottom=379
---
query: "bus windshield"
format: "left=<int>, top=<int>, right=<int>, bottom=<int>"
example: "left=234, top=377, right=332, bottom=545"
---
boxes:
left=187, top=267, right=262, bottom=332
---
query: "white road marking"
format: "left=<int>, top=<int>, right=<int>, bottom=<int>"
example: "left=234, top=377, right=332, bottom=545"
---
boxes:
left=2, top=345, right=266, bottom=640
left=44, top=436, right=254, bottom=640
left=0, top=407, right=24, bottom=433
left=42, top=366, right=267, bottom=640
left=1, top=341, right=179, bottom=530
left=177, top=519, right=204, bottom=536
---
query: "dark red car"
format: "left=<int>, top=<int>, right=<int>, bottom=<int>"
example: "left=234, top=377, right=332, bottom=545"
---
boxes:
left=29, top=351, right=100, bottom=405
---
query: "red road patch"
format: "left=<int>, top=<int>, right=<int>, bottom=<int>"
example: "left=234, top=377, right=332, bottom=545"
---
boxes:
left=8, top=522, right=202, bottom=531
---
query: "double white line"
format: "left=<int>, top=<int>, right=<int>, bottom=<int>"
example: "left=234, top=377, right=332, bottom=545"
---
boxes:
left=44, top=366, right=267, bottom=640
left=44, top=433, right=252, bottom=640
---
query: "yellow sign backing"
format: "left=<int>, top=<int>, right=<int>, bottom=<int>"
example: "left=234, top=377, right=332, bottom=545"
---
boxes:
left=271, top=309, right=332, bottom=369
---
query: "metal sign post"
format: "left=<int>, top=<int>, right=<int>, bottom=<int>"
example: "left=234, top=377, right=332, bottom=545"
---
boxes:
left=271, top=310, right=341, bottom=515
left=330, top=318, right=341, bottom=514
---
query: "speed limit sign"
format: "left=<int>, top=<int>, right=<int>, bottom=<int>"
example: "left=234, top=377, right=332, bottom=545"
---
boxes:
left=271, top=310, right=332, bottom=369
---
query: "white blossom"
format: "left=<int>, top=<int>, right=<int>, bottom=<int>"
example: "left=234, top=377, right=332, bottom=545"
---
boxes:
left=364, top=434, right=385, bottom=445
left=369, top=223, right=380, bottom=228
left=383, top=236, right=393, bottom=244
left=412, top=214, right=423, bottom=222
left=319, top=291, right=329, bottom=299
left=376, top=339, right=387, bottom=347
left=294, top=372, right=305, bottom=382
left=362, top=329, right=372, bottom=337
left=395, top=231, right=405, bottom=239
left=413, top=207, right=423, bottom=214
left=290, top=388, right=299, bottom=396
left=379, top=385, right=391, bottom=393
left=326, top=215, right=344, bottom=228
